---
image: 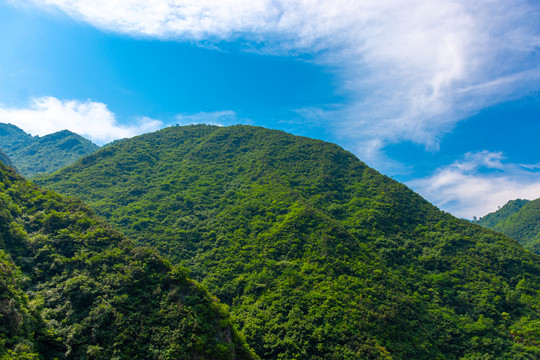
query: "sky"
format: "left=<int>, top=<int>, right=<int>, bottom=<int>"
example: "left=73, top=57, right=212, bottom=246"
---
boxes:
left=0, top=0, right=539, bottom=219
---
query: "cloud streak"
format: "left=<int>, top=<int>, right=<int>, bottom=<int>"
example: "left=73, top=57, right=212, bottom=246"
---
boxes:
left=175, top=110, right=249, bottom=127
left=409, top=151, right=540, bottom=219
left=25, top=0, right=540, bottom=166
left=15, top=1, right=540, bottom=218
left=0, top=97, right=163, bottom=144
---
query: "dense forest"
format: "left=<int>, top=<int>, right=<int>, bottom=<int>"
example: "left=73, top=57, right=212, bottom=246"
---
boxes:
left=37, top=125, right=540, bottom=359
left=0, top=148, right=15, bottom=170
left=477, top=198, right=540, bottom=254
left=0, top=162, right=257, bottom=359
left=0, top=123, right=98, bottom=178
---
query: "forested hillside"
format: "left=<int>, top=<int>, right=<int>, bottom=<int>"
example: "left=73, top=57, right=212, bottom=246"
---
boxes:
left=0, top=148, right=15, bottom=169
left=39, top=125, right=540, bottom=359
left=0, top=123, right=33, bottom=152
left=478, top=198, right=540, bottom=254
left=0, top=162, right=256, bottom=359
left=0, top=123, right=99, bottom=178
left=476, top=199, right=530, bottom=228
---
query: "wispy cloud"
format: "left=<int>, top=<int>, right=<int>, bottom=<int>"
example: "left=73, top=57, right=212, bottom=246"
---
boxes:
left=24, top=0, right=540, bottom=167
left=175, top=110, right=249, bottom=127
left=409, top=151, right=540, bottom=219
left=16, top=1, right=540, bottom=218
left=0, top=96, right=162, bottom=144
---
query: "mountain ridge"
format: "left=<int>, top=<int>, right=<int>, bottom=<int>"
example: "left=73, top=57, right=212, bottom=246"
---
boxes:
left=37, top=124, right=540, bottom=359
left=477, top=198, right=540, bottom=254
left=0, top=123, right=99, bottom=178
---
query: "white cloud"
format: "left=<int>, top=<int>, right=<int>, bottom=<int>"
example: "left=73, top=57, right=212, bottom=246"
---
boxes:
left=409, top=151, right=540, bottom=219
left=175, top=110, right=249, bottom=127
left=23, top=0, right=540, bottom=168
left=0, top=96, right=163, bottom=144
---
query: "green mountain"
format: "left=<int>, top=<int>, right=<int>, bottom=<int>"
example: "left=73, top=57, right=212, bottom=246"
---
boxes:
left=0, top=123, right=99, bottom=178
left=38, top=125, right=540, bottom=359
left=0, top=123, right=33, bottom=152
left=476, top=199, right=530, bottom=228
left=0, top=148, right=15, bottom=169
left=0, top=162, right=256, bottom=359
left=477, top=198, right=540, bottom=254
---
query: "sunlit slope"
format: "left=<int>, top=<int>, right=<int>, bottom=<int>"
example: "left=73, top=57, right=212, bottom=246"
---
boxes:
left=0, top=123, right=99, bottom=177
left=478, top=198, right=540, bottom=254
left=39, top=124, right=540, bottom=359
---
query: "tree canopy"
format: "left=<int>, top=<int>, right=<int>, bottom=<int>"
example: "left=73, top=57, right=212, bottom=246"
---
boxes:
left=477, top=198, right=540, bottom=254
left=0, top=123, right=99, bottom=178
left=0, top=162, right=256, bottom=359
left=37, top=125, right=540, bottom=359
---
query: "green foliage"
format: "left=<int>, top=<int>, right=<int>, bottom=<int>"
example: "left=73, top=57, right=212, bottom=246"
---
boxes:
left=0, top=148, right=15, bottom=170
left=0, top=124, right=33, bottom=152
left=476, top=199, right=529, bottom=228
left=0, top=123, right=99, bottom=178
left=477, top=198, right=540, bottom=254
left=0, top=250, right=42, bottom=359
left=0, top=163, right=257, bottom=359
left=38, top=125, right=540, bottom=359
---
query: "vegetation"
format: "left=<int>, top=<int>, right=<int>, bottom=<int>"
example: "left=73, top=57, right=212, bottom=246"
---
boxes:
left=0, top=148, right=15, bottom=169
left=0, top=162, right=257, bottom=359
left=476, top=199, right=530, bottom=228
left=0, top=123, right=33, bottom=152
left=37, top=124, right=540, bottom=359
left=0, top=123, right=99, bottom=178
left=477, top=198, right=540, bottom=254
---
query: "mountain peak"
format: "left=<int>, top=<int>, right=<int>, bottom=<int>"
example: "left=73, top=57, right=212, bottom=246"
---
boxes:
left=0, top=123, right=99, bottom=178
left=38, top=124, right=540, bottom=359
left=477, top=197, right=540, bottom=253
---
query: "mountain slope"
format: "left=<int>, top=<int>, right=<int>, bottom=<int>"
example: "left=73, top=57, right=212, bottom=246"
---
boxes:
left=0, top=148, right=15, bottom=169
left=0, top=123, right=33, bottom=152
left=0, top=123, right=99, bottom=178
left=0, top=162, right=256, bottom=359
left=38, top=125, right=540, bottom=359
left=478, top=198, right=540, bottom=254
left=477, top=199, right=530, bottom=228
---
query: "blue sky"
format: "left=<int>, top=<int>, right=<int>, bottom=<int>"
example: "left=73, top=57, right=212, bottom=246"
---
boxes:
left=1, top=0, right=539, bottom=218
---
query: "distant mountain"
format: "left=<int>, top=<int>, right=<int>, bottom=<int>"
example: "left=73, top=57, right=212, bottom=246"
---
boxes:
left=477, top=198, right=540, bottom=254
left=38, top=125, right=540, bottom=359
left=0, top=162, right=257, bottom=359
left=476, top=199, right=530, bottom=227
left=0, top=148, right=15, bottom=169
left=0, top=123, right=99, bottom=178
left=0, top=122, right=33, bottom=151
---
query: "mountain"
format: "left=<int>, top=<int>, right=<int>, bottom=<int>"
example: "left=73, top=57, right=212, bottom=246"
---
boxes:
left=476, top=199, right=530, bottom=228
left=0, top=148, right=15, bottom=169
left=0, top=162, right=256, bottom=359
left=0, top=122, right=33, bottom=151
left=0, top=123, right=99, bottom=178
left=38, top=125, right=540, bottom=359
left=477, top=198, right=540, bottom=254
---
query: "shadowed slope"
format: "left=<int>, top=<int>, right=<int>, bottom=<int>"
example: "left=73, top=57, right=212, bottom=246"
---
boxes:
left=0, top=162, right=257, bottom=359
